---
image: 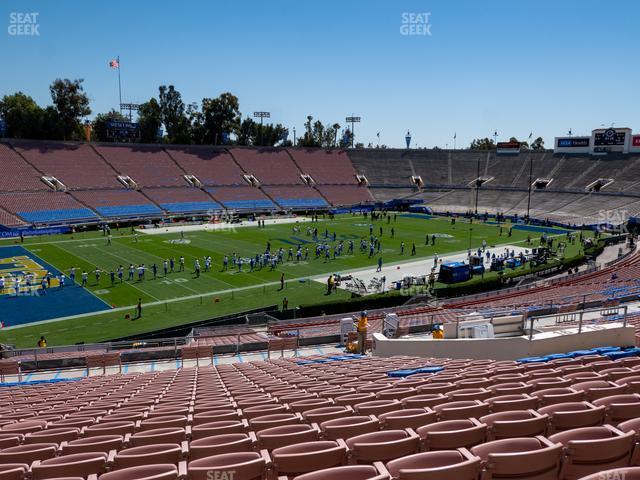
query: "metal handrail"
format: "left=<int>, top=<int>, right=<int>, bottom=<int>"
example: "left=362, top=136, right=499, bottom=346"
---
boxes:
left=527, top=304, right=628, bottom=341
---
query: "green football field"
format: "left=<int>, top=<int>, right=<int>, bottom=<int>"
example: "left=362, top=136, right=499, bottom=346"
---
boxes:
left=0, top=214, right=588, bottom=348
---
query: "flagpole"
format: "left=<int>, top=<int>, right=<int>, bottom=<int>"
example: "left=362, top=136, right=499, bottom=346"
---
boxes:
left=117, top=56, right=122, bottom=114
left=453, top=133, right=457, bottom=150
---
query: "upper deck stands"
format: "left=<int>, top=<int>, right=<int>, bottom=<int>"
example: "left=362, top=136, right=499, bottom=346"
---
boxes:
left=0, top=144, right=45, bottom=192
left=94, top=145, right=186, bottom=187
left=262, top=185, right=328, bottom=209
left=288, top=149, right=359, bottom=185
left=166, top=146, right=246, bottom=186
left=348, top=150, right=415, bottom=186
left=206, top=186, right=276, bottom=210
left=143, top=187, right=221, bottom=213
left=316, top=185, right=373, bottom=206
left=229, top=148, right=303, bottom=185
left=12, top=141, right=121, bottom=189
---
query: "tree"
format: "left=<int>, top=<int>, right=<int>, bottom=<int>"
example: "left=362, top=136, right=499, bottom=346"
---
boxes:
left=158, top=85, right=191, bottom=143
left=531, top=136, right=545, bottom=150
left=49, top=78, right=91, bottom=140
left=469, top=138, right=496, bottom=150
left=332, top=123, right=340, bottom=147
left=0, top=92, right=47, bottom=139
left=137, top=98, right=162, bottom=143
left=509, top=136, right=529, bottom=150
left=235, top=117, right=287, bottom=147
left=186, top=102, right=205, bottom=144
left=258, top=123, right=288, bottom=147
left=92, top=110, right=128, bottom=142
left=237, top=117, right=256, bottom=146
left=339, top=128, right=353, bottom=148
left=300, top=115, right=316, bottom=147
left=200, top=93, right=241, bottom=145
left=40, top=106, right=64, bottom=140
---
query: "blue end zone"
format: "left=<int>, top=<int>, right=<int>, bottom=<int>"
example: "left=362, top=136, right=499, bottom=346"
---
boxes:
left=0, top=246, right=111, bottom=327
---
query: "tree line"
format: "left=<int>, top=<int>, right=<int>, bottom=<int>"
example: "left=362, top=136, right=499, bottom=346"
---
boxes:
left=0, top=79, right=355, bottom=148
left=0, top=78, right=544, bottom=149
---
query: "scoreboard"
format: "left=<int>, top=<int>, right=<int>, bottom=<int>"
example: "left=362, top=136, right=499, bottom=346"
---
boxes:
left=594, top=128, right=626, bottom=146
left=106, top=121, right=140, bottom=142
left=555, top=127, right=636, bottom=154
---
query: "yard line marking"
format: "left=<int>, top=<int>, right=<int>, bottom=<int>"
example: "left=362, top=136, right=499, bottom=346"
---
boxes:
left=24, top=245, right=113, bottom=308
left=53, top=243, right=162, bottom=301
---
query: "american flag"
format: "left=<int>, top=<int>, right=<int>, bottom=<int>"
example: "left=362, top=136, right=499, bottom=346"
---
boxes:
left=109, top=58, right=120, bottom=69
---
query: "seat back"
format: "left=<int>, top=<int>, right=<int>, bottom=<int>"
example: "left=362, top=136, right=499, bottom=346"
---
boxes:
left=471, top=437, right=562, bottom=480
left=114, top=443, right=182, bottom=469
left=384, top=449, right=482, bottom=480
left=480, top=410, right=548, bottom=440
left=187, top=452, right=266, bottom=480
left=549, top=426, right=635, bottom=479
left=256, top=424, right=319, bottom=451
left=345, top=429, right=420, bottom=462
left=416, top=419, right=487, bottom=450
left=31, top=452, right=107, bottom=480
left=97, top=464, right=178, bottom=480
left=271, top=441, right=347, bottom=476
left=189, top=433, right=254, bottom=460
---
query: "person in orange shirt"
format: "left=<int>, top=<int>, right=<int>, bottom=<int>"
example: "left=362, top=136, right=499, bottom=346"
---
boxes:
left=432, top=325, right=444, bottom=339
left=356, top=311, right=369, bottom=354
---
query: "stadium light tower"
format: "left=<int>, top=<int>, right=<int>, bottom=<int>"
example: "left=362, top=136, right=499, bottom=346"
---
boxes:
left=345, top=115, right=361, bottom=148
left=120, top=103, right=140, bottom=122
left=474, top=156, right=481, bottom=215
left=526, top=148, right=533, bottom=223
left=253, top=111, right=270, bottom=146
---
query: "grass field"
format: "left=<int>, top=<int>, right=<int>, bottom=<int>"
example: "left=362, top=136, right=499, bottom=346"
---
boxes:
left=0, top=214, right=589, bottom=348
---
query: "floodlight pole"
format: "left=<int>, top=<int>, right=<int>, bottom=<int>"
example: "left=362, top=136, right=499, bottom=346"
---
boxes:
left=253, top=111, right=270, bottom=146
left=474, top=156, right=481, bottom=215
left=117, top=56, right=122, bottom=115
left=526, top=149, right=533, bottom=223
left=345, top=115, right=361, bottom=148
left=120, top=103, right=140, bottom=122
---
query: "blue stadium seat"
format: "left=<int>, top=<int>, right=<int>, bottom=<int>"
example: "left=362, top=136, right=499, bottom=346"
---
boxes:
left=159, top=201, right=222, bottom=213
left=96, top=205, right=163, bottom=217
left=517, top=356, right=548, bottom=364
left=18, top=208, right=98, bottom=223
left=221, top=200, right=276, bottom=210
left=275, top=198, right=329, bottom=208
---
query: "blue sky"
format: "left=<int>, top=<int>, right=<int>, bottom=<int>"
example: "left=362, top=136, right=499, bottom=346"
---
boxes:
left=1, top=0, right=638, bottom=148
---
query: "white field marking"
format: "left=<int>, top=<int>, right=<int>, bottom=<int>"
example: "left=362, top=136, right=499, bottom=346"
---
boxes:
left=137, top=217, right=314, bottom=235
